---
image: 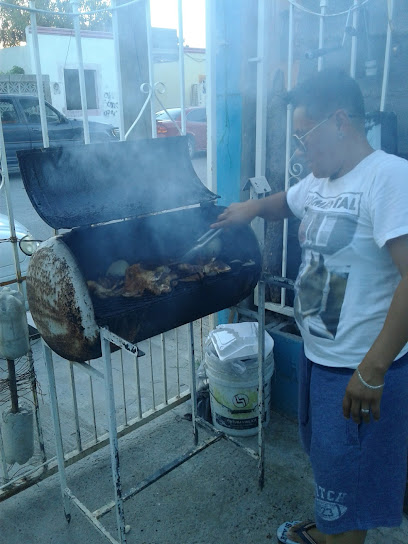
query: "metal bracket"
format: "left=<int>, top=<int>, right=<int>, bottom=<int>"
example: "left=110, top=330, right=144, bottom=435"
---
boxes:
left=263, top=273, right=295, bottom=291
left=244, top=176, right=271, bottom=196
left=69, top=360, right=104, bottom=380
left=244, top=177, right=271, bottom=253
left=100, top=328, right=145, bottom=357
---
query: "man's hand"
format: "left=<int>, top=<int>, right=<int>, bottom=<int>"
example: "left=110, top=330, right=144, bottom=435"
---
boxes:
left=211, top=192, right=293, bottom=228
left=343, top=363, right=385, bottom=424
left=210, top=200, right=261, bottom=229
left=343, top=235, right=408, bottom=425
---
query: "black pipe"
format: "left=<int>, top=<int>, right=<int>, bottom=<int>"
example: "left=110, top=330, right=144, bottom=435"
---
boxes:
left=7, top=359, right=19, bottom=414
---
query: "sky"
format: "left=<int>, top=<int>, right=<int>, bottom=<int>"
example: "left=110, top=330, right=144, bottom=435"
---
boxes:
left=150, top=0, right=206, bottom=48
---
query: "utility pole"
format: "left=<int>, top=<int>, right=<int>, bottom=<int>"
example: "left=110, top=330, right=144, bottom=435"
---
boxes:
left=116, top=0, right=152, bottom=140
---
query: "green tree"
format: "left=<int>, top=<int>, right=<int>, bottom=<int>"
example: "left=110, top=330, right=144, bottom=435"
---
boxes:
left=0, top=65, right=25, bottom=74
left=0, top=0, right=112, bottom=48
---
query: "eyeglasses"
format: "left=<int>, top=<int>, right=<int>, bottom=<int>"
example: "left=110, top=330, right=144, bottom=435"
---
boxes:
left=292, top=113, right=334, bottom=153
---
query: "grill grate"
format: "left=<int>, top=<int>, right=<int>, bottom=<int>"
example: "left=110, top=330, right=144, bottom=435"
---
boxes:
left=91, top=265, right=253, bottom=325
left=92, top=280, right=197, bottom=324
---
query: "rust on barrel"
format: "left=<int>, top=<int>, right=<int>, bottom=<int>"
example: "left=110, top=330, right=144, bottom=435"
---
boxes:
left=27, top=241, right=100, bottom=362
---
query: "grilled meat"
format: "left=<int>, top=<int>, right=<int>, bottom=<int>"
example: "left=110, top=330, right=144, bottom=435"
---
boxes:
left=124, top=264, right=177, bottom=297
left=203, top=259, right=231, bottom=276
left=178, top=259, right=231, bottom=281
left=87, top=280, right=124, bottom=298
left=88, top=258, right=231, bottom=298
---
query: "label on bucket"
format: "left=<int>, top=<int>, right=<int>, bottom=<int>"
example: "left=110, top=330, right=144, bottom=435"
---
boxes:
left=209, top=382, right=271, bottom=436
left=215, top=414, right=264, bottom=430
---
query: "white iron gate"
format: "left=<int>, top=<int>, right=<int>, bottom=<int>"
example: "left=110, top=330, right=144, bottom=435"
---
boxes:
left=0, top=0, right=221, bottom=510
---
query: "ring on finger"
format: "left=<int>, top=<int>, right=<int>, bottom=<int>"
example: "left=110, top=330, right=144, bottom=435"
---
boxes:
left=360, top=408, right=370, bottom=414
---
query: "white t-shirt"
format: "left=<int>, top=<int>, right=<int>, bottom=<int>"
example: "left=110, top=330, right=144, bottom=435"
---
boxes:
left=286, top=150, right=408, bottom=368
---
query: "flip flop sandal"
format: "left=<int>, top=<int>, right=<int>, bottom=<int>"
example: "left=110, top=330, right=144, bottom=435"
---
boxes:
left=277, top=520, right=319, bottom=544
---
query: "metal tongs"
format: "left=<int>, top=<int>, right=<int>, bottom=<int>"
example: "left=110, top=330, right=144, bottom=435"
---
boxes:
left=180, top=228, right=223, bottom=262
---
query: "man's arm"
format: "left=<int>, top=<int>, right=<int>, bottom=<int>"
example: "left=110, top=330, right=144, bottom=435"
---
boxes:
left=211, top=191, right=293, bottom=228
left=343, top=234, right=408, bottom=423
left=370, top=234, right=408, bottom=360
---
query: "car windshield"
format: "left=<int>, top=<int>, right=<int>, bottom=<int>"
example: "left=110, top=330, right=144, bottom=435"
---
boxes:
left=20, top=97, right=62, bottom=125
left=156, top=108, right=181, bottom=121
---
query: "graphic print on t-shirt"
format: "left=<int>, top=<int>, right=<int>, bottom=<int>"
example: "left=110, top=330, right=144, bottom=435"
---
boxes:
left=294, top=191, right=362, bottom=340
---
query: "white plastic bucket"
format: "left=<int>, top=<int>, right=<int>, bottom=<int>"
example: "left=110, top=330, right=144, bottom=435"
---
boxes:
left=205, top=338, right=274, bottom=437
left=0, top=288, right=30, bottom=360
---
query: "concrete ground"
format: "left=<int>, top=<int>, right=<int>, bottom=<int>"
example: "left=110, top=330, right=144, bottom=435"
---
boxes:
left=2, top=404, right=408, bottom=544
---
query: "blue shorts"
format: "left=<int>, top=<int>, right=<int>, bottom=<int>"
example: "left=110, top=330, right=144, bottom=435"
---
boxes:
left=298, top=352, right=408, bottom=534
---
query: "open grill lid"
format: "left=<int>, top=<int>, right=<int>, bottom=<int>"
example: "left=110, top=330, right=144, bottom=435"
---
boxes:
left=17, top=136, right=218, bottom=230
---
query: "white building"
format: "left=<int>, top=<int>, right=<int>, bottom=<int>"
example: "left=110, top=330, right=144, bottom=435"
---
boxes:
left=0, top=26, right=206, bottom=124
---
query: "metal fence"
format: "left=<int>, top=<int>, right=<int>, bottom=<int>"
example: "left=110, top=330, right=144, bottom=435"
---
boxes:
left=0, top=75, right=51, bottom=101
left=0, top=318, right=210, bottom=500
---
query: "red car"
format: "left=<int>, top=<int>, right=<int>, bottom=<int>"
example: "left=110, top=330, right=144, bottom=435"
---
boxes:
left=156, top=107, right=207, bottom=158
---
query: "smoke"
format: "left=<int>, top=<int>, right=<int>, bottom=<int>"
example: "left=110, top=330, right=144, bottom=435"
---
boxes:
left=18, top=136, right=219, bottom=279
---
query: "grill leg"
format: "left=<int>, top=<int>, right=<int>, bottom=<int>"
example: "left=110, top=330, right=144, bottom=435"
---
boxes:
left=28, top=349, right=47, bottom=467
left=188, top=322, right=198, bottom=445
left=101, top=334, right=127, bottom=544
left=0, top=426, right=9, bottom=483
left=257, top=280, right=266, bottom=490
left=43, top=341, right=71, bottom=522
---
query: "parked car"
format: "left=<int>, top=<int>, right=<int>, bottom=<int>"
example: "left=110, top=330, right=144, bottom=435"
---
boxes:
left=0, top=94, right=119, bottom=172
left=156, top=107, right=206, bottom=158
left=0, top=213, right=39, bottom=306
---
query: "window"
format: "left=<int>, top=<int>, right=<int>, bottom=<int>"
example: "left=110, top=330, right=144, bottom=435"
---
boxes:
left=187, top=108, right=206, bottom=123
left=64, top=68, right=98, bottom=110
left=0, top=99, right=18, bottom=124
left=20, top=98, right=61, bottom=125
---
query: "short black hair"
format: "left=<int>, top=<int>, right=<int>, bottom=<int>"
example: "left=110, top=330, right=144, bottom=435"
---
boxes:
left=287, top=69, right=365, bottom=121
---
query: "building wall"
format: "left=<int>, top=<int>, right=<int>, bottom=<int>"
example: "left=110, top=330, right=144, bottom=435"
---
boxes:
left=25, top=27, right=119, bottom=124
left=277, top=0, right=408, bottom=157
left=153, top=50, right=206, bottom=111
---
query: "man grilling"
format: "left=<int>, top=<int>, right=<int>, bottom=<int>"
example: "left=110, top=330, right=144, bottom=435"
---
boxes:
left=212, top=68, right=408, bottom=544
